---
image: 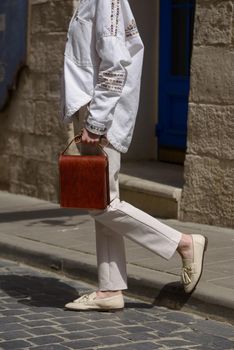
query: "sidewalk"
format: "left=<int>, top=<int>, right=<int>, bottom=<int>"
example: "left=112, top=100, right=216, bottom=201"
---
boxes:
left=0, top=191, right=233, bottom=322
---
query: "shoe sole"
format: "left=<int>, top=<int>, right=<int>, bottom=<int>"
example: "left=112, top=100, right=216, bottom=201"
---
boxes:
left=65, top=307, right=124, bottom=312
left=187, top=235, right=208, bottom=294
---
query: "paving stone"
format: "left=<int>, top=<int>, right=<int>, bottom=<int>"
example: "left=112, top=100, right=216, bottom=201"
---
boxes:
left=20, top=313, right=53, bottom=321
left=60, top=331, right=95, bottom=340
left=107, top=342, right=160, bottom=350
left=0, top=339, right=32, bottom=349
left=181, top=331, right=234, bottom=349
left=62, top=339, right=98, bottom=349
left=117, top=310, right=157, bottom=323
left=0, top=330, right=33, bottom=341
left=26, top=326, right=62, bottom=336
left=157, top=338, right=197, bottom=348
left=120, top=332, right=157, bottom=342
left=75, top=311, right=116, bottom=320
left=0, top=303, right=27, bottom=310
left=86, top=319, right=122, bottom=329
left=145, top=320, right=186, bottom=334
left=88, top=327, right=127, bottom=337
left=0, top=310, right=30, bottom=317
left=0, top=316, right=23, bottom=324
left=0, top=323, right=27, bottom=332
left=56, top=323, right=95, bottom=332
left=0, top=258, right=233, bottom=350
left=23, top=320, right=58, bottom=328
left=28, top=345, right=70, bottom=350
left=53, top=316, right=87, bottom=324
left=28, top=335, right=65, bottom=346
left=94, top=335, right=128, bottom=346
left=121, top=325, right=158, bottom=334
left=162, top=310, right=198, bottom=324
left=192, top=319, right=234, bottom=338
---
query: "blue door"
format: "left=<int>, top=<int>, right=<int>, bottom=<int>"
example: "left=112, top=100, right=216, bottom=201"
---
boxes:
left=0, top=0, right=28, bottom=110
left=157, top=0, right=195, bottom=151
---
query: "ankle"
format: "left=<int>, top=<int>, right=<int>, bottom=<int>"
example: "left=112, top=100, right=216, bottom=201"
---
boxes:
left=96, top=290, right=122, bottom=299
left=177, top=234, right=193, bottom=258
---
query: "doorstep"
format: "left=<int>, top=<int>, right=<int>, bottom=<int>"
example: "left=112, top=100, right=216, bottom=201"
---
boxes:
left=119, top=160, right=184, bottom=219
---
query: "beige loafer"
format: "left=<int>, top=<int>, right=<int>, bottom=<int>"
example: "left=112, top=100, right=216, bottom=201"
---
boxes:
left=65, top=292, right=124, bottom=311
left=181, top=234, right=208, bottom=294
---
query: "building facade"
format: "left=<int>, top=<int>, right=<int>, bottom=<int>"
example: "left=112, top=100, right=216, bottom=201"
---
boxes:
left=0, top=0, right=233, bottom=228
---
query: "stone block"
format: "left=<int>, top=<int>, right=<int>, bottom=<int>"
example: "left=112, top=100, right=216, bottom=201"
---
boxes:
left=8, top=158, right=40, bottom=189
left=181, top=155, right=234, bottom=227
left=47, top=73, right=61, bottom=99
left=31, top=0, right=73, bottom=34
left=29, top=33, right=66, bottom=73
left=23, top=134, right=52, bottom=162
left=187, top=104, right=234, bottom=160
left=4, top=133, right=23, bottom=157
left=194, top=1, right=233, bottom=45
left=0, top=0, right=75, bottom=201
left=190, top=47, right=234, bottom=104
left=34, top=101, right=55, bottom=136
left=0, top=155, right=10, bottom=187
left=7, top=99, right=35, bottom=134
left=38, top=166, right=59, bottom=202
left=31, top=72, right=48, bottom=99
left=10, top=181, right=38, bottom=198
left=15, top=68, right=34, bottom=100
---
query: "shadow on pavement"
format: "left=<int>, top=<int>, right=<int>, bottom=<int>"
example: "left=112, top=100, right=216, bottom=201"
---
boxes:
left=0, top=274, right=157, bottom=310
left=153, top=281, right=191, bottom=310
left=0, top=274, right=79, bottom=308
left=0, top=208, right=88, bottom=223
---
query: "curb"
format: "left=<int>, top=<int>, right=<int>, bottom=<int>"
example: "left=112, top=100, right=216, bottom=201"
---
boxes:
left=0, top=232, right=233, bottom=324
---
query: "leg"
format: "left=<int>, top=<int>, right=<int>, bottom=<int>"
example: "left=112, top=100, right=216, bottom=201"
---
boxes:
left=94, top=144, right=127, bottom=293
left=93, top=198, right=182, bottom=260
left=92, top=145, right=207, bottom=295
left=95, top=221, right=127, bottom=291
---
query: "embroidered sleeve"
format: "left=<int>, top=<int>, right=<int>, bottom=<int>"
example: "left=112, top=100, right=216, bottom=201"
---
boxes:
left=85, top=0, right=131, bottom=136
left=125, top=19, right=139, bottom=38
left=97, top=70, right=126, bottom=93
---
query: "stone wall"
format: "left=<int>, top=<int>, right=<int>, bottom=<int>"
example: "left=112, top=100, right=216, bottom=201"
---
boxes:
left=0, top=0, right=73, bottom=201
left=180, top=0, right=234, bottom=227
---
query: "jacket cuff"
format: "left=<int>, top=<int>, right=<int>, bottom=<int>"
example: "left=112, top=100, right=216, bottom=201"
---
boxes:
left=85, top=120, right=107, bottom=136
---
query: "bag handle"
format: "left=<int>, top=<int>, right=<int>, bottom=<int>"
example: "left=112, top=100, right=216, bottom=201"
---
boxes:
left=61, top=129, right=108, bottom=157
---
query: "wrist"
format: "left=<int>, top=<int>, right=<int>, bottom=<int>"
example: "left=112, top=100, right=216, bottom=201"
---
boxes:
left=85, top=121, right=106, bottom=136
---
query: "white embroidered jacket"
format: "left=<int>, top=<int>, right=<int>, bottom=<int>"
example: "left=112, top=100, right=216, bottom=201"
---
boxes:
left=61, top=0, right=144, bottom=153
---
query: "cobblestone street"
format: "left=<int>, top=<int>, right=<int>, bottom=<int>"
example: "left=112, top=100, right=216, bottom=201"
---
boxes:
left=0, top=258, right=233, bottom=350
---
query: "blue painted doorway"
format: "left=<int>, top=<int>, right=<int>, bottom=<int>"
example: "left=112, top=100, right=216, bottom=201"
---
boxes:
left=0, top=0, right=28, bottom=110
left=157, top=0, right=195, bottom=157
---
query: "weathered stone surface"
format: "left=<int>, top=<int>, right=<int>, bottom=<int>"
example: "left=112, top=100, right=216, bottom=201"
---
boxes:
left=31, top=0, right=73, bottom=34
left=29, top=33, right=66, bottom=73
left=0, top=0, right=72, bottom=200
left=10, top=181, right=38, bottom=198
left=181, top=156, right=234, bottom=227
left=6, top=99, right=35, bottom=134
left=187, top=104, right=234, bottom=160
left=182, top=0, right=234, bottom=228
left=36, top=162, right=59, bottom=201
left=194, top=1, right=233, bottom=45
left=23, top=134, right=52, bottom=162
left=0, top=155, right=10, bottom=190
left=190, top=47, right=234, bottom=104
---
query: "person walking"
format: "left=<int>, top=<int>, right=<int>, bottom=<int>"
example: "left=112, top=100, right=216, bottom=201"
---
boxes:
left=61, top=0, right=208, bottom=311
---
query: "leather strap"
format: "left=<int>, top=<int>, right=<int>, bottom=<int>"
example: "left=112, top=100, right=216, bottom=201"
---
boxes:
left=61, top=129, right=108, bottom=157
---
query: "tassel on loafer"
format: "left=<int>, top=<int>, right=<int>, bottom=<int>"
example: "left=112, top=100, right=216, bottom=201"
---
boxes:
left=65, top=292, right=124, bottom=311
left=181, top=234, right=208, bottom=294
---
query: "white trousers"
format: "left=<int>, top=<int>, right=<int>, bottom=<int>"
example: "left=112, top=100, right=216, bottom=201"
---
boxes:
left=74, top=107, right=182, bottom=291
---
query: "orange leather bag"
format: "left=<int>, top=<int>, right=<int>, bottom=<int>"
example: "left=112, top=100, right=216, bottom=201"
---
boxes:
left=59, top=134, right=110, bottom=210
